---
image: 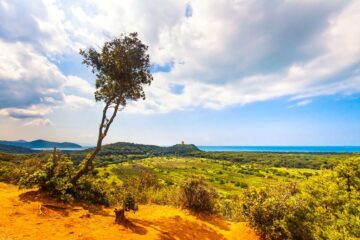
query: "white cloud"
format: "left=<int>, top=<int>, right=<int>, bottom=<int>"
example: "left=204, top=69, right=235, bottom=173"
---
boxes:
left=24, top=118, right=54, bottom=127
left=0, top=39, right=94, bottom=121
left=288, top=99, right=312, bottom=109
left=65, top=76, right=95, bottom=95
left=64, top=95, right=94, bottom=108
left=0, top=105, right=52, bottom=119
left=0, top=0, right=360, bottom=117
left=0, top=0, right=70, bottom=55
left=0, top=40, right=65, bottom=108
left=297, top=99, right=312, bottom=107
left=127, top=0, right=360, bottom=113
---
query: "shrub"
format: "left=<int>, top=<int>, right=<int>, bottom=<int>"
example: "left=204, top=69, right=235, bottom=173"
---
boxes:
left=235, top=181, right=248, bottom=188
left=255, top=173, right=265, bottom=178
left=122, top=171, right=168, bottom=205
left=179, top=176, right=218, bottom=213
left=0, top=162, right=21, bottom=183
left=218, top=195, right=243, bottom=221
left=128, top=170, right=159, bottom=191
left=18, top=151, right=110, bottom=205
left=241, top=183, right=311, bottom=240
left=19, top=153, right=75, bottom=201
left=301, top=157, right=360, bottom=240
left=74, top=177, right=110, bottom=205
left=123, top=192, right=138, bottom=212
left=241, top=157, right=360, bottom=240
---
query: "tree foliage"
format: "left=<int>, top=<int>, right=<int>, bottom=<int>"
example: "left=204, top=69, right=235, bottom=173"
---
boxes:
left=80, top=32, right=152, bottom=104
left=72, top=32, right=153, bottom=184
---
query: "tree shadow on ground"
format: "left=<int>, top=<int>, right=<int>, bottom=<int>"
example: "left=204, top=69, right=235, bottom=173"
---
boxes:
left=18, top=189, right=147, bottom=235
left=132, top=216, right=226, bottom=240
left=19, top=190, right=49, bottom=203
left=188, top=211, right=230, bottom=231
left=118, top=219, right=148, bottom=235
left=18, top=190, right=110, bottom=217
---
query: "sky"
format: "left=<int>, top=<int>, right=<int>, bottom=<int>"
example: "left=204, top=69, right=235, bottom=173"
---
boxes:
left=0, top=0, right=360, bottom=146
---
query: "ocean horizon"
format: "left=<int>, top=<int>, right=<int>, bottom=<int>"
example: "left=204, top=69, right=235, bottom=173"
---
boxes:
left=197, top=146, right=360, bottom=153
left=32, top=145, right=360, bottom=153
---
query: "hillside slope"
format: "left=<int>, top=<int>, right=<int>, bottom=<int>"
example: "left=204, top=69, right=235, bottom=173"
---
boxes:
left=0, top=143, right=34, bottom=154
left=80, top=142, right=201, bottom=159
left=0, top=183, right=258, bottom=240
left=0, top=139, right=82, bottom=149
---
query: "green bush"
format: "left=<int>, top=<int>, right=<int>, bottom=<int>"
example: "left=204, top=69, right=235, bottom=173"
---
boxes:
left=121, top=170, right=175, bottom=205
left=18, top=151, right=110, bottom=205
left=241, top=157, right=360, bottom=240
left=300, top=157, right=360, bottom=240
left=128, top=170, right=159, bottom=191
left=179, top=176, right=218, bottom=213
left=18, top=153, right=75, bottom=201
left=218, top=195, right=243, bottom=221
left=123, top=192, right=138, bottom=212
left=0, top=161, right=22, bottom=183
left=242, top=183, right=311, bottom=240
left=235, top=181, right=248, bottom=188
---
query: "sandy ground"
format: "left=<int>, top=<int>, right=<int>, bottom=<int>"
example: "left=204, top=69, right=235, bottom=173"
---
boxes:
left=0, top=183, right=258, bottom=240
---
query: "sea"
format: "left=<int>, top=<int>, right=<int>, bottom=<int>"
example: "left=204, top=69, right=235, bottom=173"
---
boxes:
left=32, top=147, right=91, bottom=151
left=32, top=146, right=360, bottom=153
left=197, top=146, right=360, bottom=153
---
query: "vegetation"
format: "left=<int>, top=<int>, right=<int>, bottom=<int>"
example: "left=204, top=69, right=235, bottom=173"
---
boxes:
left=72, top=32, right=153, bottom=184
left=73, top=142, right=199, bottom=162
left=0, top=143, right=35, bottom=154
left=0, top=143, right=358, bottom=238
left=191, top=151, right=351, bottom=169
left=242, top=157, right=360, bottom=240
left=179, top=176, right=218, bottom=213
left=0, top=139, right=81, bottom=149
left=18, top=149, right=110, bottom=205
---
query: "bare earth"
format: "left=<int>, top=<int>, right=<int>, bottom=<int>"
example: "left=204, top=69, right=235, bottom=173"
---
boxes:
left=0, top=183, right=258, bottom=240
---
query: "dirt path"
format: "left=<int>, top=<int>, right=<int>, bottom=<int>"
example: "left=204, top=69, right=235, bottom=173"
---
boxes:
left=0, top=183, right=258, bottom=240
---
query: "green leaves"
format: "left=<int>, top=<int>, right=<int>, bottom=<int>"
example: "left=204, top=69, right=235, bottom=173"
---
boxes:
left=80, top=32, right=153, bottom=106
left=241, top=158, right=360, bottom=240
left=72, top=33, right=154, bottom=183
left=179, top=176, right=218, bottom=213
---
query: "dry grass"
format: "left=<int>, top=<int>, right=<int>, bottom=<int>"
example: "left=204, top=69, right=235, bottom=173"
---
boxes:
left=0, top=183, right=258, bottom=240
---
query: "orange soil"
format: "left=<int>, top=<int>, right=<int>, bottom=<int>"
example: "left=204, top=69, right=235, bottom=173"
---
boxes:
left=0, top=183, right=259, bottom=240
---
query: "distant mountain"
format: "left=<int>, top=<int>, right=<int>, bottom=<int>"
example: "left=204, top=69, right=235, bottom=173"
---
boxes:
left=0, top=143, right=35, bottom=154
left=0, top=139, right=82, bottom=149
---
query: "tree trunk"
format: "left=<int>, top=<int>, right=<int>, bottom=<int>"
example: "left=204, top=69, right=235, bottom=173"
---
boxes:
left=71, top=100, right=121, bottom=185
left=70, top=146, right=100, bottom=185
left=114, top=208, right=126, bottom=224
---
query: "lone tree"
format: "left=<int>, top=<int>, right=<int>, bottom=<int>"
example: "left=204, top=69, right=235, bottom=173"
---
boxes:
left=71, top=32, right=153, bottom=184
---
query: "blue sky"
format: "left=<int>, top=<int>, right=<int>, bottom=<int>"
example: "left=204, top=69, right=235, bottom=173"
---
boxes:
left=0, top=0, right=360, bottom=146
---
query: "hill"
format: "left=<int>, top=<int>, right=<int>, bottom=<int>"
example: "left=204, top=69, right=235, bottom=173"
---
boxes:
left=0, top=183, right=258, bottom=240
left=0, top=139, right=82, bottom=149
left=0, top=143, right=35, bottom=154
left=68, top=142, right=201, bottom=164
left=94, top=142, right=201, bottom=156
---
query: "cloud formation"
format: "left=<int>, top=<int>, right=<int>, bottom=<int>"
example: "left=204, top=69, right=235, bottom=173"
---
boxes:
left=23, top=118, right=54, bottom=127
left=127, top=0, right=360, bottom=113
left=0, top=0, right=360, bottom=120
